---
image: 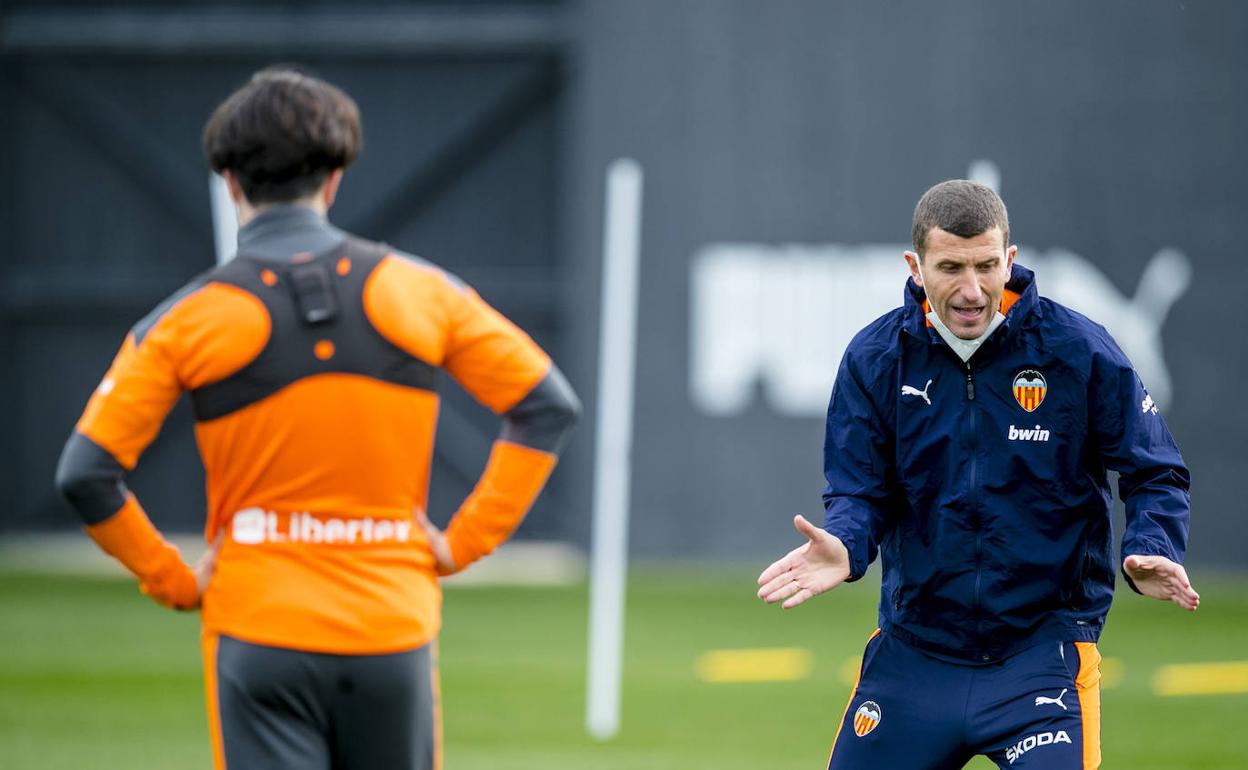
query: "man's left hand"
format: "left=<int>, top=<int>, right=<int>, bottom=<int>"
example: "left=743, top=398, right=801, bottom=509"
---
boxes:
left=188, top=532, right=224, bottom=610
left=1123, top=554, right=1199, bottom=611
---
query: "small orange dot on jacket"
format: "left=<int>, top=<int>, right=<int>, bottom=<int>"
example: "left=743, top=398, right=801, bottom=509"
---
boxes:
left=337, top=257, right=351, bottom=276
left=314, top=340, right=335, bottom=360
left=260, top=269, right=278, bottom=286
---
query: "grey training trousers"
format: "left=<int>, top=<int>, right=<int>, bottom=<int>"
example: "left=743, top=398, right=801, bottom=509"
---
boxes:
left=210, top=635, right=438, bottom=770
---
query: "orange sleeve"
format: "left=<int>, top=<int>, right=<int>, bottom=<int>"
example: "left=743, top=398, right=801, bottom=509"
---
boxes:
left=84, top=495, right=199, bottom=609
left=364, top=253, right=569, bottom=573
left=76, top=282, right=268, bottom=467
left=76, top=330, right=183, bottom=470
left=442, top=439, right=558, bottom=573
left=364, top=252, right=551, bottom=412
left=70, top=282, right=266, bottom=606
left=442, top=283, right=552, bottom=414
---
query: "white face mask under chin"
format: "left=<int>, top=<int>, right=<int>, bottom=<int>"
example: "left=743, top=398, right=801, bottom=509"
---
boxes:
left=918, top=266, right=1006, bottom=363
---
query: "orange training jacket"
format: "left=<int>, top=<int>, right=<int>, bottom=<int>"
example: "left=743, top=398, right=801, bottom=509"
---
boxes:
left=56, top=205, right=580, bottom=654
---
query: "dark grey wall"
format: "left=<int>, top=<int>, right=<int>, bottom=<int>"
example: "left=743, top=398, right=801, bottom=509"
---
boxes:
left=4, top=1, right=1245, bottom=569
left=565, top=0, right=1248, bottom=567
left=1, top=17, right=573, bottom=538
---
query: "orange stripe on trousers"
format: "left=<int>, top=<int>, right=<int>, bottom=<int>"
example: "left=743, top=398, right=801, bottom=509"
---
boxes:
left=826, top=628, right=881, bottom=768
left=1075, top=642, right=1102, bottom=769
left=201, top=631, right=227, bottom=770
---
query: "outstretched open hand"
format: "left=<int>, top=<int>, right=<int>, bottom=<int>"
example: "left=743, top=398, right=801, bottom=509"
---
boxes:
left=1123, top=554, right=1199, bottom=611
left=757, top=515, right=852, bottom=609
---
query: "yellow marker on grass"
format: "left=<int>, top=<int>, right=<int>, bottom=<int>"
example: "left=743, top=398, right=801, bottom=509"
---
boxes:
left=1153, top=661, right=1248, bottom=696
left=696, top=647, right=814, bottom=683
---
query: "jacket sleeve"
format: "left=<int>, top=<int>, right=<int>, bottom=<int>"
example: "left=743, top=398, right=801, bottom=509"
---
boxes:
left=54, top=321, right=198, bottom=609
left=438, top=284, right=581, bottom=573
left=821, top=350, right=896, bottom=582
left=1088, top=338, right=1191, bottom=593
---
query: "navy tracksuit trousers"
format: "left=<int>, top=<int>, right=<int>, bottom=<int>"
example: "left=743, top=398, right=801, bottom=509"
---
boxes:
left=827, top=630, right=1101, bottom=769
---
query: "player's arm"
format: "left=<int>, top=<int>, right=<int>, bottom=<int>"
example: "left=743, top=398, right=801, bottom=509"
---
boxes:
left=758, top=349, right=894, bottom=607
left=1089, top=341, right=1198, bottom=611
left=54, top=323, right=200, bottom=609
left=423, top=281, right=581, bottom=575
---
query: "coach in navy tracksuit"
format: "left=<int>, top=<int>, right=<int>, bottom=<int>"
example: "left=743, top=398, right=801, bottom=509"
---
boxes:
left=758, top=180, right=1196, bottom=770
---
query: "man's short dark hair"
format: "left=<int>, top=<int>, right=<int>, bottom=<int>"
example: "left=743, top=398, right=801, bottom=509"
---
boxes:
left=203, top=67, right=362, bottom=204
left=911, top=180, right=1009, bottom=258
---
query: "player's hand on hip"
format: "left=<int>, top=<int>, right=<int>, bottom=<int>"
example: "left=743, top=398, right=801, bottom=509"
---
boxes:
left=415, top=508, right=457, bottom=575
left=191, top=531, right=224, bottom=609
left=756, top=514, right=851, bottom=609
left=1123, top=554, right=1200, bottom=611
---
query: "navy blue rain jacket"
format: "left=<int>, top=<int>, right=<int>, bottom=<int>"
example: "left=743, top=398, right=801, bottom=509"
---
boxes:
left=822, top=263, right=1190, bottom=663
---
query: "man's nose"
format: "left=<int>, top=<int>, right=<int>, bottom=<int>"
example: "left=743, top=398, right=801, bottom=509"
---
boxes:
left=956, top=271, right=984, bottom=302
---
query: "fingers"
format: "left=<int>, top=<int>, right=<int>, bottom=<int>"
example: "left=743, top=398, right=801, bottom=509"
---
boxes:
left=194, top=531, right=225, bottom=587
left=1124, top=554, right=1201, bottom=612
left=760, top=576, right=810, bottom=607
left=757, top=543, right=807, bottom=586
left=416, top=507, right=457, bottom=574
left=756, top=516, right=838, bottom=608
left=1170, top=563, right=1200, bottom=611
left=757, top=559, right=801, bottom=601
left=414, top=506, right=434, bottom=529
left=757, top=517, right=821, bottom=588
left=783, top=586, right=815, bottom=610
left=414, top=507, right=445, bottom=540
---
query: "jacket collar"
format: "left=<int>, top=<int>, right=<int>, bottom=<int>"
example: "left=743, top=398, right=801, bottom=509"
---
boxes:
left=235, top=204, right=346, bottom=262
left=902, top=262, right=1041, bottom=341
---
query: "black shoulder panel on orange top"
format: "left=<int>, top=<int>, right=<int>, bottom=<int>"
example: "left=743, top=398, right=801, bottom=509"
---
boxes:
left=190, top=237, right=437, bottom=422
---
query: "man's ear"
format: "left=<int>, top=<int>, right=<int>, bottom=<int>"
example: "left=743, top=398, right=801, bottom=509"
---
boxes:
left=904, top=250, right=924, bottom=287
left=322, top=168, right=344, bottom=209
left=221, top=170, right=246, bottom=204
left=1006, top=244, right=1017, bottom=271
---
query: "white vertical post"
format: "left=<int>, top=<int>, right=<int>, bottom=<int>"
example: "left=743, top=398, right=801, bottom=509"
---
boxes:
left=586, top=158, right=644, bottom=741
left=209, top=173, right=238, bottom=265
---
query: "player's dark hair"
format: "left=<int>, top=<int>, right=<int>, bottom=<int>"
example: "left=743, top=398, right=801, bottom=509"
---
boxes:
left=203, top=67, right=362, bottom=204
left=911, top=179, right=1009, bottom=258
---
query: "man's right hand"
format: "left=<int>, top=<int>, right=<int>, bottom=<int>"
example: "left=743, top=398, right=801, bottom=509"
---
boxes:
left=757, top=514, right=852, bottom=609
left=415, top=508, right=457, bottom=576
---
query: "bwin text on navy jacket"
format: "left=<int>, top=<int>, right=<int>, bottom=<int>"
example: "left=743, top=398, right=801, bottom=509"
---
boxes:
left=822, top=263, right=1190, bottom=664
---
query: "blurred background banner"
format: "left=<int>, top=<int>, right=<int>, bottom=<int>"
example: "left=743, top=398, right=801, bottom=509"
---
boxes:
left=3, top=0, right=1245, bottom=569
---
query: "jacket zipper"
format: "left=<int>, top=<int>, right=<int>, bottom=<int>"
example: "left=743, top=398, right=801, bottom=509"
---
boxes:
left=966, top=360, right=986, bottom=659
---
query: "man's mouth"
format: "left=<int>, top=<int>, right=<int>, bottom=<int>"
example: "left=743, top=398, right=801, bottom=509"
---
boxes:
left=951, top=305, right=986, bottom=323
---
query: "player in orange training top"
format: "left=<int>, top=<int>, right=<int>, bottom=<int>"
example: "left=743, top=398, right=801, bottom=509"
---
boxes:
left=55, top=67, right=580, bottom=770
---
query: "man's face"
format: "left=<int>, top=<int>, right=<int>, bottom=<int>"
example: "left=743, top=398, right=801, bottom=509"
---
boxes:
left=904, top=227, right=1016, bottom=340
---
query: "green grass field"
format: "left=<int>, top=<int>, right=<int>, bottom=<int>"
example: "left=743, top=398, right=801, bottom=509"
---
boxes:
left=2, top=565, right=1246, bottom=769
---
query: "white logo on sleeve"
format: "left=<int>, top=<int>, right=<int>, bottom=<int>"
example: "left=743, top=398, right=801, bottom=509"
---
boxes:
left=1142, top=393, right=1159, bottom=415
left=97, top=377, right=116, bottom=396
left=901, top=379, right=933, bottom=406
left=1006, top=730, right=1072, bottom=765
left=1034, top=688, right=1068, bottom=710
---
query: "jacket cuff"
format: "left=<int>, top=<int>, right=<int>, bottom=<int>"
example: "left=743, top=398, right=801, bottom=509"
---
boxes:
left=84, top=496, right=198, bottom=609
left=823, top=525, right=866, bottom=582
left=443, top=440, right=557, bottom=573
